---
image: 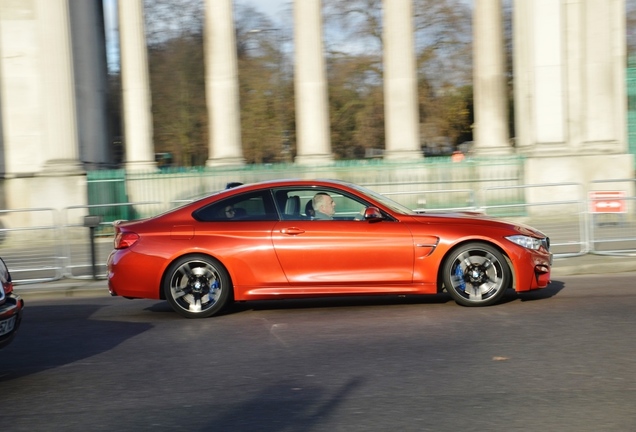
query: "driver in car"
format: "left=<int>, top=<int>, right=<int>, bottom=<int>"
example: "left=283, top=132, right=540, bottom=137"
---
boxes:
left=312, top=193, right=336, bottom=220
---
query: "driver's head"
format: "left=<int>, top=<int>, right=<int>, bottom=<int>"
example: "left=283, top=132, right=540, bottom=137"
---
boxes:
left=313, top=193, right=335, bottom=216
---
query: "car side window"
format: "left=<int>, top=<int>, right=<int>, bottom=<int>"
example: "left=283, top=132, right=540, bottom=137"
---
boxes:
left=193, top=191, right=278, bottom=222
left=273, top=188, right=368, bottom=221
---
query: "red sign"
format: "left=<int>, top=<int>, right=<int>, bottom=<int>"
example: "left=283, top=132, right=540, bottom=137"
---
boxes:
left=589, top=191, right=627, bottom=214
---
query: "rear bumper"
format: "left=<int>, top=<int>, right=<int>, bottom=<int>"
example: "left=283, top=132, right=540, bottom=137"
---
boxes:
left=107, top=249, right=163, bottom=300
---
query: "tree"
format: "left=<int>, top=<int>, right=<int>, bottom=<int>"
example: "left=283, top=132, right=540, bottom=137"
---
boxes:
left=234, top=5, right=295, bottom=163
left=144, top=0, right=207, bottom=166
left=138, top=0, right=476, bottom=164
left=141, top=1, right=295, bottom=165
left=323, top=0, right=473, bottom=157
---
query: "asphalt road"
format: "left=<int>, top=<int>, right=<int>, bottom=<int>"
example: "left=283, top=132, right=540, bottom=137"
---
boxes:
left=1, top=273, right=636, bottom=432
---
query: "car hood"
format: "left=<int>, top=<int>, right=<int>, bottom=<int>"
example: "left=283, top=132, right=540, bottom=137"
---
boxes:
left=409, top=211, right=548, bottom=238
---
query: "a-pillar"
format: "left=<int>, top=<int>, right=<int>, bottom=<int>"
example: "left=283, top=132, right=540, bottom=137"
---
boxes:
left=119, top=0, right=156, bottom=171
left=37, top=0, right=84, bottom=175
left=473, top=0, right=510, bottom=155
left=293, top=0, right=333, bottom=165
left=382, top=0, right=422, bottom=161
left=204, top=0, right=245, bottom=167
left=515, top=0, right=631, bottom=186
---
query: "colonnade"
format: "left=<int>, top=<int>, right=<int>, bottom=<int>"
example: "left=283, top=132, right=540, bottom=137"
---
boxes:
left=0, top=0, right=630, bottom=181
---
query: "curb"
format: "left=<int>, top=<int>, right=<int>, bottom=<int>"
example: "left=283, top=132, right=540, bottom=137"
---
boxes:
left=15, top=280, right=109, bottom=300
left=551, top=255, right=636, bottom=277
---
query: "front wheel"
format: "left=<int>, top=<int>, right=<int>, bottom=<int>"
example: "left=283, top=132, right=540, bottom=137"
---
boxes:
left=442, top=243, right=511, bottom=307
left=163, top=254, right=231, bottom=318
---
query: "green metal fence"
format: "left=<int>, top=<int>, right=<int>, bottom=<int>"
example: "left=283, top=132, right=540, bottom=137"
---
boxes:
left=87, top=169, right=133, bottom=222
left=87, top=156, right=526, bottom=220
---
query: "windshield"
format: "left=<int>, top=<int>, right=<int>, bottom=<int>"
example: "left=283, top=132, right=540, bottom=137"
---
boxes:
left=349, top=183, right=417, bottom=215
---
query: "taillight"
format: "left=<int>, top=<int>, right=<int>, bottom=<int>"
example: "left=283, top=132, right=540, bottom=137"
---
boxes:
left=115, top=232, right=140, bottom=249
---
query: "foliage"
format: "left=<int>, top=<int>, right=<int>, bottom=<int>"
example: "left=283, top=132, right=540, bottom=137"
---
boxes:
left=235, top=5, right=295, bottom=163
left=125, top=0, right=475, bottom=166
left=144, top=0, right=207, bottom=166
left=324, top=0, right=473, bottom=157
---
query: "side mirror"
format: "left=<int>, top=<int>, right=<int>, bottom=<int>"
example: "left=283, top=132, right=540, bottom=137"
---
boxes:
left=363, top=207, right=383, bottom=221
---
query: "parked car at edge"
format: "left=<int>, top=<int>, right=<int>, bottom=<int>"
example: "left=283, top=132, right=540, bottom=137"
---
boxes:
left=108, top=179, right=552, bottom=318
left=0, top=257, right=24, bottom=348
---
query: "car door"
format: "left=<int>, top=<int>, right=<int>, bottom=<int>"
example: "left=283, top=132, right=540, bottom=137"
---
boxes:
left=271, top=188, right=415, bottom=288
left=192, top=190, right=286, bottom=288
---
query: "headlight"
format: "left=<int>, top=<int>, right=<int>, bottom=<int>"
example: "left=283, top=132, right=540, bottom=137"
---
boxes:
left=505, top=235, right=543, bottom=250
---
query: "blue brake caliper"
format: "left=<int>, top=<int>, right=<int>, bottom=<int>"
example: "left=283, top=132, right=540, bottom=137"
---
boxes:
left=454, top=264, right=466, bottom=292
left=210, top=279, right=220, bottom=291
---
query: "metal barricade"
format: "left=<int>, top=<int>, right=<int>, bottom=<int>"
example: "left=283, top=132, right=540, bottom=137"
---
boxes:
left=480, top=183, right=588, bottom=258
left=588, top=179, right=636, bottom=256
left=63, top=202, right=162, bottom=279
left=4, top=179, right=636, bottom=282
left=0, top=208, right=64, bottom=283
left=385, top=183, right=587, bottom=258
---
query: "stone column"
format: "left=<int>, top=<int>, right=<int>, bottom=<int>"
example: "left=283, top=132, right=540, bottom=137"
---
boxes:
left=0, top=13, right=6, bottom=177
left=0, top=0, right=88, bottom=217
left=69, top=0, right=110, bottom=169
left=37, top=0, right=84, bottom=174
left=119, top=0, right=156, bottom=171
left=514, top=0, right=567, bottom=154
left=0, top=1, right=41, bottom=176
left=515, top=0, right=627, bottom=156
left=293, top=0, right=333, bottom=165
left=516, top=0, right=631, bottom=196
left=204, top=0, right=245, bottom=166
left=473, top=0, right=510, bottom=154
left=578, top=0, right=627, bottom=154
left=382, top=0, right=422, bottom=160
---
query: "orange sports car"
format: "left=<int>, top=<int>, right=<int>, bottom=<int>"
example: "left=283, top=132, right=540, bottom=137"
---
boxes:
left=107, top=179, right=552, bottom=318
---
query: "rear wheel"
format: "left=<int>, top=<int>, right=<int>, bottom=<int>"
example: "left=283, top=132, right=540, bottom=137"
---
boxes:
left=442, top=243, right=511, bottom=307
left=163, top=254, right=231, bottom=318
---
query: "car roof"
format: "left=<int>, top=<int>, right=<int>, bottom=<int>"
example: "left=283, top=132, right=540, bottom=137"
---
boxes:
left=217, top=179, right=357, bottom=195
left=179, top=179, right=360, bottom=207
left=241, top=179, right=353, bottom=188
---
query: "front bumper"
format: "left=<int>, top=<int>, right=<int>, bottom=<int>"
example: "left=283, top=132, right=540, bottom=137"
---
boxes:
left=516, top=248, right=552, bottom=291
left=0, top=293, right=24, bottom=349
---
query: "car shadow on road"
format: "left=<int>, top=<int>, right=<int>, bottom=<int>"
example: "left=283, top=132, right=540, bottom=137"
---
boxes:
left=145, top=281, right=566, bottom=318
left=0, top=304, right=152, bottom=382
left=194, top=376, right=365, bottom=432
left=222, top=293, right=455, bottom=316
left=512, top=279, right=565, bottom=303
left=228, top=281, right=567, bottom=314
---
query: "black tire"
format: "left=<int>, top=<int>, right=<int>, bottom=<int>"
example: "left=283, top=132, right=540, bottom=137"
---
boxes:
left=442, top=242, right=511, bottom=307
left=163, top=254, right=231, bottom=318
